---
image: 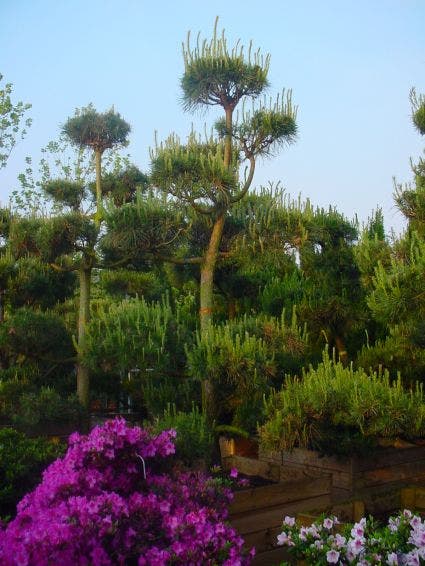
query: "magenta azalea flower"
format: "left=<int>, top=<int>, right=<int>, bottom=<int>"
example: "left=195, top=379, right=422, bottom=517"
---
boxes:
left=0, top=419, right=252, bottom=566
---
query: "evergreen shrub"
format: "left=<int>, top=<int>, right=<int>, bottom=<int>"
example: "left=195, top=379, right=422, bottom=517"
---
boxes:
left=187, top=312, right=309, bottom=434
left=0, top=428, right=64, bottom=519
left=260, top=349, right=425, bottom=456
left=153, top=404, right=214, bottom=466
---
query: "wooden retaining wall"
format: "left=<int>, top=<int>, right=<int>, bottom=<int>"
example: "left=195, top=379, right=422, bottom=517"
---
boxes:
left=229, top=475, right=332, bottom=555
left=224, top=444, right=425, bottom=564
left=247, top=487, right=425, bottom=566
left=259, top=444, right=425, bottom=501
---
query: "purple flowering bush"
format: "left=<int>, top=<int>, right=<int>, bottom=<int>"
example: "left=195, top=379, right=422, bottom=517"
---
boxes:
left=277, top=511, right=425, bottom=565
left=0, top=418, right=253, bottom=565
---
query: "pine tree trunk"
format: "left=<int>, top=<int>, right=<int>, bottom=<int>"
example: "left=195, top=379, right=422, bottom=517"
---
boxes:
left=198, top=107, right=232, bottom=333
left=0, top=292, right=4, bottom=324
left=77, top=267, right=91, bottom=408
left=199, top=107, right=233, bottom=423
left=335, top=335, right=348, bottom=364
left=199, top=214, right=225, bottom=333
left=224, top=107, right=232, bottom=167
left=95, top=149, right=103, bottom=226
left=199, top=214, right=225, bottom=423
left=228, top=300, right=236, bottom=319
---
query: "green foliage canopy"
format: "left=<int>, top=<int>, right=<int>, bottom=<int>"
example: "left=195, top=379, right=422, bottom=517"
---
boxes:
left=0, top=73, right=32, bottom=169
left=181, top=18, right=269, bottom=112
left=62, top=105, right=131, bottom=154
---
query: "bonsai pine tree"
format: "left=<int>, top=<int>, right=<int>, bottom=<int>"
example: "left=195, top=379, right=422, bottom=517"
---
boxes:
left=394, top=89, right=425, bottom=237
left=151, top=18, right=298, bottom=335
left=62, top=105, right=131, bottom=225
left=60, top=106, right=130, bottom=407
left=28, top=107, right=131, bottom=408
left=95, top=20, right=297, bottom=420
left=411, top=88, right=425, bottom=136
left=357, top=90, right=425, bottom=384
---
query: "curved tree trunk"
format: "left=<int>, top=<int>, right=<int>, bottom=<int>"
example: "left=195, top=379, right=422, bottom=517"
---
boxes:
left=199, top=214, right=226, bottom=333
left=199, top=107, right=233, bottom=422
left=76, top=267, right=91, bottom=408
left=199, top=214, right=225, bottom=422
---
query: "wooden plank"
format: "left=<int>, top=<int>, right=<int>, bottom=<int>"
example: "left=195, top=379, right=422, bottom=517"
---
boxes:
left=360, top=485, right=402, bottom=516
left=233, top=438, right=259, bottom=458
left=241, top=525, right=284, bottom=554
left=413, top=488, right=425, bottom=510
left=355, top=446, right=425, bottom=472
left=222, top=455, right=281, bottom=482
left=353, top=500, right=366, bottom=521
left=277, top=460, right=352, bottom=491
left=328, top=500, right=365, bottom=522
left=354, top=460, right=425, bottom=490
left=251, top=545, right=290, bottom=565
left=230, top=476, right=331, bottom=515
left=279, top=466, right=311, bottom=483
left=231, top=494, right=332, bottom=534
left=258, top=447, right=282, bottom=465
left=281, top=448, right=353, bottom=473
left=401, top=487, right=416, bottom=509
left=219, top=437, right=235, bottom=457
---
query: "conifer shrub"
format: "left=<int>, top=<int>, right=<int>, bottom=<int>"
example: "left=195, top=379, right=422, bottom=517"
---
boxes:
left=0, top=380, right=83, bottom=431
left=83, top=297, right=197, bottom=414
left=10, top=387, right=83, bottom=430
left=153, top=404, right=214, bottom=467
left=260, top=350, right=425, bottom=456
left=0, top=428, right=64, bottom=519
left=83, top=297, right=175, bottom=375
left=187, top=312, right=309, bottom=434
left=356, top=331, right=425, bottom=386
left=142, top=376, right=200, bottom=417
left=0, top=308, right=75, bottom=389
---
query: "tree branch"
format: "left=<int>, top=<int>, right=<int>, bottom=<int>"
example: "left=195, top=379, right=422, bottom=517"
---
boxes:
left=231, top=155, right=255, bottom=204
left=190, top=198, right=214, bottom=215
left=148, top=253, right=203, bottom=265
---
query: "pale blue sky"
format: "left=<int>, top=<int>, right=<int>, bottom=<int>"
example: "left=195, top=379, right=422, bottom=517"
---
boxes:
left=1, top=0, right=424, bottom=233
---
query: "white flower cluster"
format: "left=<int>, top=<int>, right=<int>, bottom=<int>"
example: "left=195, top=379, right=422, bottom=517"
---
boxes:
left=277, top=510, right=425, bottom=565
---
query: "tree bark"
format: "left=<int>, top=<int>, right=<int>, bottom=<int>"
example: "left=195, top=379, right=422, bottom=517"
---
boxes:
left=334, top=335, right=348, bottom=365
left=76, top=267, right=91, bottom=408
left=199, top=214, right=225, bottom=423
left=223, top=107, right=233, bottom=168
left=0, top=291, right=4, bottom=324
left=199, top=214, right=226, bottom=333
left=199, top=107, right=233, bottom=423
left=95, top=149, right=102, bottom=227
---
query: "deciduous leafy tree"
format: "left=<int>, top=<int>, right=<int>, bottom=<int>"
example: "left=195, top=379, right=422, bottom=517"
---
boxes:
left=0, top=73, right=32, bottom=170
